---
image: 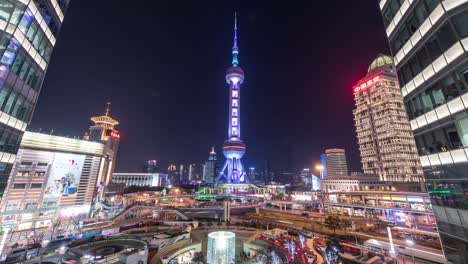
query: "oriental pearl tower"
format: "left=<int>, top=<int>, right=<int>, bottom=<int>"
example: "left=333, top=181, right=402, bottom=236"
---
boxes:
left=216, top=13, right=248, bottom=184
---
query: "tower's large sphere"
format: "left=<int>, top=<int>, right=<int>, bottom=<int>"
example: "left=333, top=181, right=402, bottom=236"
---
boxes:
left=225, top=66, right=244, bottom=85
left=223, top=138, right=246, bottom=159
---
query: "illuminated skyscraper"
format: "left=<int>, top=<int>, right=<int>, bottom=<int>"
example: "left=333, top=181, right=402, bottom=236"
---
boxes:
left=0, top=0, right=69, bottom=199
left=145, top=160, right=159, bottom=173
left=167, top=164, right=177, bottom=185
left=217, top=13, right=247, bottom=184
left=323, top=148, right=349, bottom=177
left=353, top=55, right=423, bottom=182
left=84, top=103, right=120, bottom=199
left=203, top=147, right=217, bottom=184
left=320, top=153, right=328, bottom=178
left=379, top=1, right=468, bottom=261
left=0, top=131, right=106, bottom=230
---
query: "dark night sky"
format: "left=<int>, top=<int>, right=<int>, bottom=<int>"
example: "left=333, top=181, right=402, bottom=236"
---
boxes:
left=29, top=1, right=390, bottom=174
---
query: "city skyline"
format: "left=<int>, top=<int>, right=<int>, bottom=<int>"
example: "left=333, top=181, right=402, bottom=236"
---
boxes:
left=0, top=1, right=461, bottom=263
left=28, top=1, right=390, bottom=173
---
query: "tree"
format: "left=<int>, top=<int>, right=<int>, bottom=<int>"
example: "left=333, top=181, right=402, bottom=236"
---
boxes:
left=325, top=238, right=342, bottom=264
left=271, top=251, right=281, bottom=264
left=191, top=252, right=205, bottom=264
left=341, top=219, right=352, bottom=234
left=24, top=229, right=44, bottom=262
left=324, top=215, right=341, bottom=234
left=72, top=215, right=85, bottom=235
left=50, top=218, right=62, bottom=240
left=284, top=239, right=297, bottom=261
left=235, top=252, right=250, bottom=264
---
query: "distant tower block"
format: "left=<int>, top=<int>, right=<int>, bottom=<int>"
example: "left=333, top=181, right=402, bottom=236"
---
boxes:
left=217, top=13, right=248, bottom=184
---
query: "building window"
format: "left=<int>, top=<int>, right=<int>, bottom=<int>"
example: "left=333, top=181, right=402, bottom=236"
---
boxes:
left=232, top=108, right=238, bottom=117
left=453, top=11, right=468, bottom=38
left=34, top=172, right=45, bottom=177
left=456, top=117, right=468, bottom=147
left=232, top=99, right=238, bottom=107
left=232, top=118, right=238, bottom=126
left=13, top=183, right=26, bottom=189
left=1, top=38, right=20, bottom=67
left=232, top=127, right=238, bottom=136
left=17, top=8, right=33, bottom=35
left=24, top=201, right=38, bottom=209
left=17, top=171, right=29, bottom=177
left=30, top=183, right=42, bottom=189
left=232, top=90, right=238, bottom=98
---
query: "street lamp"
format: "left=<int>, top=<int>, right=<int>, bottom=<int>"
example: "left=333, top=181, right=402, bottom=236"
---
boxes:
left=405, top=239, right=415, bottom=264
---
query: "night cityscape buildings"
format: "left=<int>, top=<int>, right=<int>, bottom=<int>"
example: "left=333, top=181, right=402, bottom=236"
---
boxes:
left=0, top=0, right=69, bottom=201
left=111, top=172, right=167, bottom=187
left=144, top=160, right=159, bottom=173
left=0, top=1, right=466, bottom=263
left=203, top=147, right=217, bottom=184
left=379, top=0, right=468, bottom=261
left=322, top=148, right=349, bottom=177
left=353, top=55, right=424, bottom=182
left=217, top=14, right=248, bottom=184
left=83, top=103, right=120, bottom=200
left=0, top=131, right=106, bottom=231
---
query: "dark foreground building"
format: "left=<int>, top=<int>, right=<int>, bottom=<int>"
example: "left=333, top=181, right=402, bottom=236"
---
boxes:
left=379, top=0, right=468, bottom=262
left=0, top=0, right=70, bottom=200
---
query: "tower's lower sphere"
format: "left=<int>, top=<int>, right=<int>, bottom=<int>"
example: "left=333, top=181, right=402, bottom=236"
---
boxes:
left=207, top=231, right=236, bottom=264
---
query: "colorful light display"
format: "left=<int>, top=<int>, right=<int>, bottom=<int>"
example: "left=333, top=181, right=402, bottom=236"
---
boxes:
left=216, top=13, right=248, bottom=184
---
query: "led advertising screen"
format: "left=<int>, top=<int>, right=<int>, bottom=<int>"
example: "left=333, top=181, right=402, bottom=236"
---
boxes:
left=44, top=153, right=86, bottom=198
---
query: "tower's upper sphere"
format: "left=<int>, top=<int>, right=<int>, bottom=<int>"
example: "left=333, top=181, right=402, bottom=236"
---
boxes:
left=226, top=66, right=245, bottom=85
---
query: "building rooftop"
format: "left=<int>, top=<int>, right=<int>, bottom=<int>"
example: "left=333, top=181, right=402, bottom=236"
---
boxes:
left=368, top=54, right=394, bottom=72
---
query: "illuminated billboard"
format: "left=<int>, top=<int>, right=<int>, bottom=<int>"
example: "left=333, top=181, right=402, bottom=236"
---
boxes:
left=44, top=153, right=86, bottom=197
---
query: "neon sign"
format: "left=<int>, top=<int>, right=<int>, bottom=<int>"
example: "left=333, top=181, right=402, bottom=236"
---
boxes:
left=353, top=76, right=380, bottom=93
left=110, top=131, right=120, bottom=139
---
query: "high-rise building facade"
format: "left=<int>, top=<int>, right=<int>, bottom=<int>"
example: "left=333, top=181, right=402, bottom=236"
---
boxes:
left=379, top=1, right=468, bottom=261
left=145, top=160, right=159, bottom=173
left=112, top=172, right=168, bottom=187
left=83, top=104, right=120, bottom=200
left=320, top=153, right=328, bottom=178
left=203, top=147, right=217, bottom=184
left=167, top=164, right=177, bottom=185
left=0, top=0, right=69, bottom=200
left=0, top=131, right=105, bottom=231
left=353, top=55, right=424, bottom=182
left=323, top=148, right=349, bottom=177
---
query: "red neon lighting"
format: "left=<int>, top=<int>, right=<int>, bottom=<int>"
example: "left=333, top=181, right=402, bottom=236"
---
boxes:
left=110, top=131, right=120, bottom=139
left=353, top=76, right=380, bottom=93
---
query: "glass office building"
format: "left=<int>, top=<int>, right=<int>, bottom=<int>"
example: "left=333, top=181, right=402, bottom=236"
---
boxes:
left=379, top=0, right=468, bottom=262
left=0, top=0, right=69, bottom=198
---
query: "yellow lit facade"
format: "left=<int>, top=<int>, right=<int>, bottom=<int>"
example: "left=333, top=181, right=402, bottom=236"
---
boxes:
left=353, top=55, right=423, bottom=182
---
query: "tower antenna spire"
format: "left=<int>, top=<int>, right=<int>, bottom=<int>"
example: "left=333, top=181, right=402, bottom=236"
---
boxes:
left=105, top=102, right=111, bottom=116
left=232, top=12, right=239, bottom=66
